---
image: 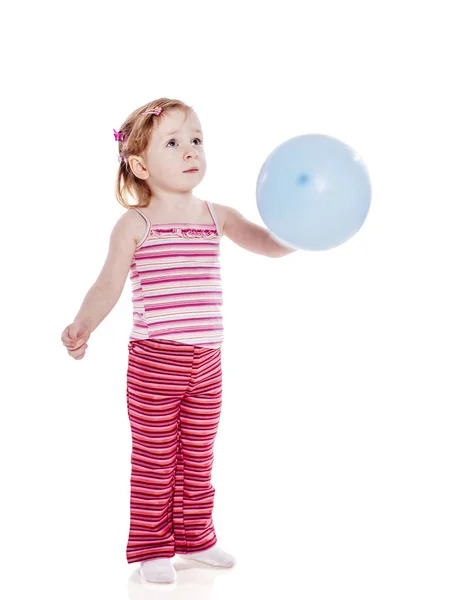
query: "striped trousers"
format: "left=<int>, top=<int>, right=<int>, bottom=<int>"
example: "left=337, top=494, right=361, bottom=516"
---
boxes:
left=125, top=338, right=223, bottom=564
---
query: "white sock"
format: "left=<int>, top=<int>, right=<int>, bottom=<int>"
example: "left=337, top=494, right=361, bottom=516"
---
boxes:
left=182, top=545, right=236, bottom=567
left=140, top=558, right=176, bottom=584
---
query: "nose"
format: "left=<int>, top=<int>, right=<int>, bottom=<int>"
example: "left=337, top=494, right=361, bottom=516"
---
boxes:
left=183, top=144, right=198, bottom=160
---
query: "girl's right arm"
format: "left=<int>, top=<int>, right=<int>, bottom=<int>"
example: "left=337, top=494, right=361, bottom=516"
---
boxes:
left=61, top=211, right=138, bottom=359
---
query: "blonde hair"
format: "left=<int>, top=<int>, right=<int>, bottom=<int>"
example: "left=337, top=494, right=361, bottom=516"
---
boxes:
left=114, top=97, right=193, bottom=209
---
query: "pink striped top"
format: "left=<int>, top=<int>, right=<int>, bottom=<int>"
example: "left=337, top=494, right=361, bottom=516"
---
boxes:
left=128, top=201, right=224, bottom=349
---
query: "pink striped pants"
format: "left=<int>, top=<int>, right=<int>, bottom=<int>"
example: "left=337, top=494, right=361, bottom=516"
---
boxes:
left=125, top=338, right=223, bottom=564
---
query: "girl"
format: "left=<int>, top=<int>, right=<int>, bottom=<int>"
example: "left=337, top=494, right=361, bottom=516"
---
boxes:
left=60, top=97, right=296, bottom=584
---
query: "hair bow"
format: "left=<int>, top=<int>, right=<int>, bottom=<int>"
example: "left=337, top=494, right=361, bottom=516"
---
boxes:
left=113, top=129, right=126, bottom=142
left=144, top=107, right=163, bottom=116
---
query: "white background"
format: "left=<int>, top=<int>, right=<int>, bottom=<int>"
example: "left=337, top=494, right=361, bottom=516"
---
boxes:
left=1, top=1, right=452, bottom=598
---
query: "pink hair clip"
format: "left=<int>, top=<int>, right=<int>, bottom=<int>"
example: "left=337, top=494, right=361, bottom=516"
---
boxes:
left=113, top=129, right=127, bottom=142
left=144, top=107, right=163, bottom=116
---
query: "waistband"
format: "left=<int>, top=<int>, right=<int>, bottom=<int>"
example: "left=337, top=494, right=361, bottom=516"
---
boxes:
left=128, top=337, right=219, bottom=354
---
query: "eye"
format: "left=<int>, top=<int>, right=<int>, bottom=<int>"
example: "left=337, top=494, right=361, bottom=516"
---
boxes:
left=166, top=137, right=203, bottom=148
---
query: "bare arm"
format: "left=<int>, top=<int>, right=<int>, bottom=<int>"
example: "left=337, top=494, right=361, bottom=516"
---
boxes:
left=73, top=211, right=138, bottom=333
left=223, top=206, right=297, bottom=257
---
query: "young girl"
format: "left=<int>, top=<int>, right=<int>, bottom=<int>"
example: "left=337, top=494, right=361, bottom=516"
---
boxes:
left=60, top=97, right=296, bottom=584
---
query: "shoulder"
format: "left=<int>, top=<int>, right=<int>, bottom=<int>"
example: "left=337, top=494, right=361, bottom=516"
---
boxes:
left=210, top=202, right=239, bottom=237
left=122, top=207, right=149, bottom=244
left=108, top=207, right=148, bottom=246
left=211, top=203, right=242, bottom=237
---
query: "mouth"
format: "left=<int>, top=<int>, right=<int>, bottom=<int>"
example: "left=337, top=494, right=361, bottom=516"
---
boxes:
left=183, top=168, right=199, bottom=173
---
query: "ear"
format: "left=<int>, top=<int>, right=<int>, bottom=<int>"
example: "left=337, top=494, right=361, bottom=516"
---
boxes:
left=128, top=155, right=149, bottom=180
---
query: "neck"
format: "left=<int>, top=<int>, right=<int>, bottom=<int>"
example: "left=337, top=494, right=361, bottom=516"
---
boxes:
left=150, top=189, right=197, bottom=210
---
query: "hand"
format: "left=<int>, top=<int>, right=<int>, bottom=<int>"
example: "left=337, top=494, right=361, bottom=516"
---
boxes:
left=61, top=321, right=91, bottom=360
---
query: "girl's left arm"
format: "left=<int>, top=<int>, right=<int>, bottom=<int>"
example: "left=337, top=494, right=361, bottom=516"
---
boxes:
left=223, top=206, right=297, bottom=258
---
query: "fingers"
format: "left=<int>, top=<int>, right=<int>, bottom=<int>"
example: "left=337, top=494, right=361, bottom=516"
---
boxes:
left=68, top=343, right=88, bottom=359
left=61, top=329, right=89, bottom=350
left=61, top=326, right=70, bottom=345
left=61, top=326, right=77, bottom=347
left=65, top=336, right=88, bottom=350
left=61, top=323, right=90, bottom=359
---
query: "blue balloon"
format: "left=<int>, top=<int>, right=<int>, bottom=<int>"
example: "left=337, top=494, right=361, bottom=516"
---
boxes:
left=256, top=134, right=372, bottom=251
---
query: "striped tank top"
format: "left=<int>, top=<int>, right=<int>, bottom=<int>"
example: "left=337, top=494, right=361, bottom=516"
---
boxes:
left=128, top=201, right=224, bottom=349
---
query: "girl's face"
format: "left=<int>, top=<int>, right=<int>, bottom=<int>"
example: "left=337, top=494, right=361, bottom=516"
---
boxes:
left=141, top=109, right=206, bottom=193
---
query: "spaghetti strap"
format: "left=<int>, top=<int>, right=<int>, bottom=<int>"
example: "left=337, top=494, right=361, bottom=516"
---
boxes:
left=206, top=201, right=220, bottom=235
left=131, top=206, right=150, bottom=224
left=131, top=207, right=151, bottom=247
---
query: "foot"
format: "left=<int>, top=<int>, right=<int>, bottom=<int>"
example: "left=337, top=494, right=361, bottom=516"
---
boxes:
left=140, top=558, right=177, bottom=584
left=182, top=545, right=236, bottom=568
